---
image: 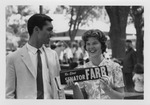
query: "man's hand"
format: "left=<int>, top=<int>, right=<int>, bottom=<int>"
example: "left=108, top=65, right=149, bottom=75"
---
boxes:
left=66, top=78, right=79, bottom=90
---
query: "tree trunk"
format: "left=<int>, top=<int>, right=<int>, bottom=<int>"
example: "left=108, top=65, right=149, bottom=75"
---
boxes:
left=105, top=6, right=130, bottom=59
left=136, top=28, right=144, bottom=64
left=69, top=7, right=80, bottom=41
left=39, top=5, right=43, bottom=14
left=69, top=7, right=74, bottom=41
left=132, top=6, right=144, bottom=64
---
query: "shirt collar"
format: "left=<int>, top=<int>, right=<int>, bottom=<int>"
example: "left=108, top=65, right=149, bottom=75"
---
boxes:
left=27, top=43, right=43, bottom=54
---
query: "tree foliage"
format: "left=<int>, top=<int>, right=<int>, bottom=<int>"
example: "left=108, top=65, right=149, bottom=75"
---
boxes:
left=6, top=6, right=33, bottom=35
left=56, top=6, right=104, bottom=41
left=6, top=5, right=33, bottom=48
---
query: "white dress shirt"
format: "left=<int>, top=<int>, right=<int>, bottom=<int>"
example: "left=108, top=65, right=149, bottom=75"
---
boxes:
left=63, top=47, right=73, bottom=59
left=26, top=43, right=53, bottom=99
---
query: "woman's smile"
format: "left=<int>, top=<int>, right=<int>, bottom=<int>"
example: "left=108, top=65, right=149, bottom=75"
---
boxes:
left=86, top=37, right=102, bottom=57
left=88, top=48, right=97, bottom=54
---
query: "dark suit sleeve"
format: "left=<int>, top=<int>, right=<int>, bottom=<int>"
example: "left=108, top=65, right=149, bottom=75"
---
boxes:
left=131, top=51, right=137, bottom=67
left=6, top=55, right=16, bottom=99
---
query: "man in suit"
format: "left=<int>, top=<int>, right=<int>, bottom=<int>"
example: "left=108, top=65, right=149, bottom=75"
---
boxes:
left=6, top=14, right=65, bottom=99
left=122, top=40, right=137, bottom=92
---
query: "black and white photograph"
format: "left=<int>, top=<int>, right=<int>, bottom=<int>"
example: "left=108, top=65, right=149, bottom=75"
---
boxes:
left=0, top=0, right=150, bottom=105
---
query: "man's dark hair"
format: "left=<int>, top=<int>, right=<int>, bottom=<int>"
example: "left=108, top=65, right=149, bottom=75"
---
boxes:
left=27, top=14, right=53, bottom=37
left=126, top=39, right=132, bottom=43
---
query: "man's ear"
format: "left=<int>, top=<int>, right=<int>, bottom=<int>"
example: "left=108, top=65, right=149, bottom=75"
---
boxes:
left=33, top=26, right=39, bottom=33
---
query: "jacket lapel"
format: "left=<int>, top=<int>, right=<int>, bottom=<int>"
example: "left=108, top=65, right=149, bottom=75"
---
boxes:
left=20, top=44, right=36, bottom=78
left=43, top=46, right=59, bottom=99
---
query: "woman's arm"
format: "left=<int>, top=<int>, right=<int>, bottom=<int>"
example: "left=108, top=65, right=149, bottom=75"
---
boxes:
left=100, top=79, right=125, bottom=99
left=104, top=86, right=125, bottom=99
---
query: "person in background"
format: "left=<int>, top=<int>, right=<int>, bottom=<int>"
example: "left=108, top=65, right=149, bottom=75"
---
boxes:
left=71, top=41, right=78, bottom=58
left=6, top=14, right=65, bottom=99
left=67, top=29, right=125, bottom=99
left=63, top=42, right=73, bottom=64
left=50, top=44, right=57, bottom=50
left=72, top=42, right=84, bottom=64
left=80, top=41, right=89, bottom=64
left=54, top=41, right=65, bottom=64
left=121, top=40, right=137, bottom=92
left=132, top=63, right=144, bottom=93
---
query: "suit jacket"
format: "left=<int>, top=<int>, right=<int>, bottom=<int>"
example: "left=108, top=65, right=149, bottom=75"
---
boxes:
left=6, top=44, right=61, bottom=99
left=122, top=48, right=137, bottom=73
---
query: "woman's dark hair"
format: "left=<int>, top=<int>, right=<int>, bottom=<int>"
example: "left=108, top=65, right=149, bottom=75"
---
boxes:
left=82, top=29, right=107, bottom=54
left=134, top=63, right=144, bottom=74
left=27, top=14, right=53, bottom=37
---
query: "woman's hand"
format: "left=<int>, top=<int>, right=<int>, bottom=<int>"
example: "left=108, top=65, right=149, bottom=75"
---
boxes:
left=99, top=78, right=112, bottom=93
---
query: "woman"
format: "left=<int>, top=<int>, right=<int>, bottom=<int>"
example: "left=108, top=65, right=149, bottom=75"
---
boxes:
left=132, top=63, right=144, bottom=93
left=67, top=29, right=125, bottom=99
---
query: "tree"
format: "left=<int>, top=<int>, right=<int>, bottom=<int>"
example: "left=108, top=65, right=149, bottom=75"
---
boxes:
left=57, top=6, right=103, bottom=41
left=39, top=5, right=50, bottom=14
left=39, top=5, right=43, bottom=14
left=105, top=6, right=130, bottom=59
left=6, top=5, right=34, bottom=48
left=131, top=6, right=144, bottom=64
left=6, top=6, right=32, bottom=35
